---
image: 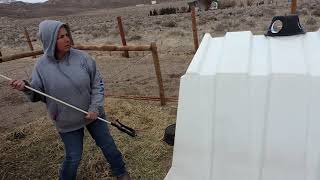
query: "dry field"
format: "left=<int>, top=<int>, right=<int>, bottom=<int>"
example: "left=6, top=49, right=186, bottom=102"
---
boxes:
left=1, top=0, right=320, bottom=179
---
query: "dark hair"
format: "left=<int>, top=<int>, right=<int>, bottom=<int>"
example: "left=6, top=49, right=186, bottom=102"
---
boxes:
left=61, top=24, right=68, bottom=30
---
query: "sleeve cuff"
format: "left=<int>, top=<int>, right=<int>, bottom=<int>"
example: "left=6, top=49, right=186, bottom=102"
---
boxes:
left=88, top=106, right=99, bottom=114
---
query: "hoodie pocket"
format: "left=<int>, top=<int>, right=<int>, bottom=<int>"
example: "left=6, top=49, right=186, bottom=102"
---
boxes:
left=55, top=106, right=86, bottom=130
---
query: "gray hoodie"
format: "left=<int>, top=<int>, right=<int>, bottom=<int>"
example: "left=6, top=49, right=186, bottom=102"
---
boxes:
left=24, top=20, right=105, bottom=133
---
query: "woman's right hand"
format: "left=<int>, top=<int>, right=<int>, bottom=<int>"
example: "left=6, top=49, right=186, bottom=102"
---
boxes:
left=9, top=80, right=26, bottom=91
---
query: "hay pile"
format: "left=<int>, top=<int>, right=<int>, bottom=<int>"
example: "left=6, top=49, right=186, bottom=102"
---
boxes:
left=0, top=98, right=177, bottom=179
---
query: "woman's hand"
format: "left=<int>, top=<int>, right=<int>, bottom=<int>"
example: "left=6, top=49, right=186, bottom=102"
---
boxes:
left=85, top=111, right=98, bottom=121
left=9, top=80, right=26, bottom=91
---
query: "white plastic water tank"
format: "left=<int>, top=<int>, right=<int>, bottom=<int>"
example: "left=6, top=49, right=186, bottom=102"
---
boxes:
left=165, top=31, right=320, bottom=180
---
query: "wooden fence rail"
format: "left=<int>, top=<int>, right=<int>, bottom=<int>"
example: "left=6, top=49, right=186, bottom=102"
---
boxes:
left=0, top=50, right=43, bottom=63
left=75, top=45, right=151, bottom=52
left=0, top=45, right=152, bottom=62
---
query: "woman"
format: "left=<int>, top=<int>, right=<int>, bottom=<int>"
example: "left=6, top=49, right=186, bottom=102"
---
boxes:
left=9, top=20, right=131, bottom=180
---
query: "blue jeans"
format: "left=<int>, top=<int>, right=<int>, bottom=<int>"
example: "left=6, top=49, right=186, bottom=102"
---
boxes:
left=58, top=118, right=126, bottom=180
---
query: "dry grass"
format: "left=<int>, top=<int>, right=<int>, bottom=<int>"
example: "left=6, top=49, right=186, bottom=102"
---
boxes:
left=0, top=99, right=177, bottom=180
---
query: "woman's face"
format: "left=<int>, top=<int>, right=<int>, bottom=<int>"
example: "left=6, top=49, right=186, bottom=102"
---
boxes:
left=56, top=27, right=71, bottom=55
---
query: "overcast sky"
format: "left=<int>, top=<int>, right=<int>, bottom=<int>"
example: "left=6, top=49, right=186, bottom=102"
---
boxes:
left=20, top=0, right=47, bottom=3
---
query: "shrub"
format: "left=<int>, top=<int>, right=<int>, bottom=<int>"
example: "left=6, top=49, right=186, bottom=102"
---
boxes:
left=262, top=7, right=276, bottom=17
left=247, top=0, right=254, bottom=6
left=91, top=30, right=103, bottom=38
left=306, top=16, right=317, bottom=25
left=167, top=29, right=185, bottom=37
left=154, top=20, right=162, bottom=25
left=246, top=18, right=256, bottom=27
left=308, top=25, right=318, bottom=31
left=153, top=9, right=158, bottom=16
left=198, top=18, right=207, bottom=25
left=129, top=35, right=142, bottom=41
left=162, top=21, right=177, bottom=28
left=180, top=6, right=188, bottom=13
left=218, top=0, right=236, bottom=9
left=312, top=9, right=320, bottom=17
left=159, top=7, right=177, bottom=15
left=101, top=24, right=109, bottom=33
left=300, top=8, right=309, bottom=15
left=215, top=21, right=230, bottom=32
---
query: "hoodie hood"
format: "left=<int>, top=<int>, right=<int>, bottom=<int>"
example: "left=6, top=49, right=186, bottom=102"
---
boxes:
left=38, top=20, right=65, bottom=60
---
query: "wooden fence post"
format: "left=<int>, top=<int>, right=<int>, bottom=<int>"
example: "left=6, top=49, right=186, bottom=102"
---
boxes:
left=191, top=7, right=199, bottom=52
left=23, top=27, right=36, bottom=58
left=117, top=16, right=129, bottom=58
left=291, top=0, right=297, bottom=14
left=150, top=42, right=166, bottom=106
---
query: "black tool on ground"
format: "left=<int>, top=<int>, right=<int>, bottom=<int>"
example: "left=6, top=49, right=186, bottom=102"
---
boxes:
left=163, top=123, right=176, bottom=146
left=265, top=15, right=305, bottom=37
left=112, top=119, right=136, bottom=137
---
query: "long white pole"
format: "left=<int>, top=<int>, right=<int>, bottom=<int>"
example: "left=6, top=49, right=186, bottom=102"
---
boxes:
left=0, top=74, right=111, bottom=124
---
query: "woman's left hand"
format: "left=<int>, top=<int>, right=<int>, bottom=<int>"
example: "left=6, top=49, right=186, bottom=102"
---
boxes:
left=85, top=112, right=98, bottom=121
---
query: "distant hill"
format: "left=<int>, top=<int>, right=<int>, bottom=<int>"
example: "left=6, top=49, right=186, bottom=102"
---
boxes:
left=0, top=0, right=173, bottom=18
left=44, top=0, right=149, bottom=8
left=0, top=0, right=17, bottom=4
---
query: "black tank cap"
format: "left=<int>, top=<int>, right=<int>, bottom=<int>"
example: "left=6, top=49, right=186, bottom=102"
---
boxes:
left=265, top=15, right=305, bottom=37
